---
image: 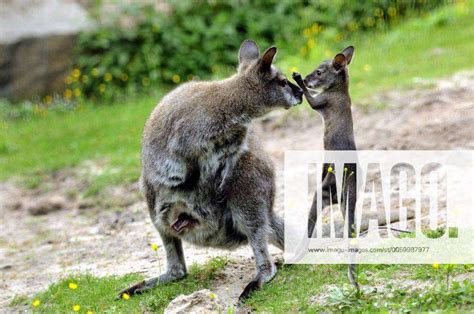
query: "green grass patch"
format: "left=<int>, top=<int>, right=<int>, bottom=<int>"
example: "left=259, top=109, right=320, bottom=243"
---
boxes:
left=246, top=264, right=474, bottom=312
left=280, top=1, right=474, bottom=99
left=0, top=95, right=160, bottom=181
left=15, top=257, right=227, bottom=313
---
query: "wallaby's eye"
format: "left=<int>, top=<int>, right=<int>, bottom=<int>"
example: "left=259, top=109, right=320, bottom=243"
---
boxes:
left=278, top=79, right=287, bottom=87
left=316, top=70, right=322, bottom=76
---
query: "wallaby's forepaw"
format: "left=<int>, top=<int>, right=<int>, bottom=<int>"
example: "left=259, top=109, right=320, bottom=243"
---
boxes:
left=291, top=72, right=306, bottom=91
left=292, top=72, right=302, bottom=81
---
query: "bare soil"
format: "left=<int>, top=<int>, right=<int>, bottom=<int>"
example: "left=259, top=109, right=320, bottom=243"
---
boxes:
left=1, top=71, right=473, bottom=309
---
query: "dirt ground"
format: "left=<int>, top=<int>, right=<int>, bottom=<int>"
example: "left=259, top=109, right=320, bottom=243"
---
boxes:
left=1, top=71, right=473, bottom=310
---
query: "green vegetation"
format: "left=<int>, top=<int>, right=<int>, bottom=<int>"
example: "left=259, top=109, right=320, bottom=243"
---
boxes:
left=16, top=257, right=227, bottom=313
left=1, top=2, right=472, bottom=183
left=246, top=264, right=474, bottom=312
left=15, top=261, right=473, bottom=312
left=72, top=0, right=446, bottom=100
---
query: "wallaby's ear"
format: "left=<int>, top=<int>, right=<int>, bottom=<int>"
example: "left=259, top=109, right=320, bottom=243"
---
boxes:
left=259, top=46, right=277, bottom=72
left=341, top=46, right=354, bottom=65
left=332, top=53, right=346, bottom=71
left=239, top=39, right=260, bottom=65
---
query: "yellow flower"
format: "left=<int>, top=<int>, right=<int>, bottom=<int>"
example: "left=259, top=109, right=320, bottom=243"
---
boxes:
left=363, top=64, right=372, bottom=72
left=151, top=243, right=159, bottom=251
left=388, top=7, right=397, bottom=17
left=43, top=95, right=53, bottom=105
left=73, top=304, right=81, bottom=312
left=348, top=21, right=359, bottom=32
left=121, top=74, right=129, bottom=82
left=74, top=88, right=81, bottom=97
left=311, top=23, right=320, bottom=33
left=86, top=311, right=94, bottom=314
left=307, top=38, right=316, bottom=49
left=64, top=89, right=73, bottom=100
left=72, top=69, right=81, bottom=79
left=99, top=84, right=106, bottom=93
left=65, top=76, right=73, bottom=85
left=187, top=74, right=194, bottom=81
left=172, top=74, right=181, bottom=84
left=104, top=73, right=112, bottom=82
left=122, top=293, right=130, bottom=300
left=91, top=68, right=100, bottom=77
left=69, top=282, right=78, bottom=290
left=365, top=17, right=375, bottom=27
left=374, top=8, right=384, bottom=17
left=327, top=166, right=333, bottom=173
left=32, top=299, right=41, bottom=307
left=142, top=77, right=150, bottom=86
left=82, top=75, right=89, bottom=83
left=344, top=167, right=348, bottom=172
left=289, top=66, right=299, bottom=73
left=302, top=28, right=311, bottom=38
left=209, top=292, right=216, bottom=300
left=432, top=263, right=440, bottom=269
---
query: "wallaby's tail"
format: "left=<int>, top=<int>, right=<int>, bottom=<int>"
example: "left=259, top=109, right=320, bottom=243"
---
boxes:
left=269, top=215, right=284, bottom=251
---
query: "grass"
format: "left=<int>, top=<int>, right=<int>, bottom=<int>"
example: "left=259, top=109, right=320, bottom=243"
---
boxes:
left=13, top=257, right=228, bottom=313
left=1, top=2, right=473, bottom=184
left=13, top=260, right=474, bottom=312
left=245, top=263, right=474, bottom=312
left=281, top=1, right=474, bottom=100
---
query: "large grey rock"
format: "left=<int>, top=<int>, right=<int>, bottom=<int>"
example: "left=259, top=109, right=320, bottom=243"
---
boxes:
left=0, top=0, right=91, bottom=100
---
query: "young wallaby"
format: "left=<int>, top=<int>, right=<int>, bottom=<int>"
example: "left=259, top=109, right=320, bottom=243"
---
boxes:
left=118, top=40, right=303, bottom=303
left=292, top=46, right=359, bottom=288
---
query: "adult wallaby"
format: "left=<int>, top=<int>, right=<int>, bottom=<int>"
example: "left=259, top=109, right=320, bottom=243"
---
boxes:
left=292, top=46, right=359, bottom=288
left=118, top=40, right=303, bottom=302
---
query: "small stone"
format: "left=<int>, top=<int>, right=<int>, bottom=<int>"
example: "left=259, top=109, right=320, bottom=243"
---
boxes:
left=164, top=289, right=226, bottom=314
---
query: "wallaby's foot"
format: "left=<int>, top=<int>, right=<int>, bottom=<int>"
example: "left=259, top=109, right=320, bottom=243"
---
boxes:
left=116, top=271, right=186, bottom=299
left=237, top=262, right=277, bottom=305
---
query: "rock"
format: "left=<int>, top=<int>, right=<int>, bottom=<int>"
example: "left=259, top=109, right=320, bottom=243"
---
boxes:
left=0, top=0, right=91, bottom=100
left=164, top=289, right=227, bottom=314
left=26, top=194, right=68, bottom=215
left=0, top=183, right=23, bottom=211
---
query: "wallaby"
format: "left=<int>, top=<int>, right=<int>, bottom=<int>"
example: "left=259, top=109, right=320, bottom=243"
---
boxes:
left=118, top=39, right=303, bottom=303
left=292, top=46, right=359, bottom=288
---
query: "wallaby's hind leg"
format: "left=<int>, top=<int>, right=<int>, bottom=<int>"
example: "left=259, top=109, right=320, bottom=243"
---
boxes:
left=118, top=180, right=187, bottom=298
left=117, top=231, right=187, bottom=298
left=238, top=226, right=277, bottom=303
left=269, top=215, right=284, bottom=251
left=226, top=151, right=278, bottom=304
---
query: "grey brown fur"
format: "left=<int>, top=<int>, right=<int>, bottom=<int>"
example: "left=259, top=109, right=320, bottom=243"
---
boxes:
left=293, top=46, right=359, bottom=288
left=119, top=40, right=302, bottom=303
